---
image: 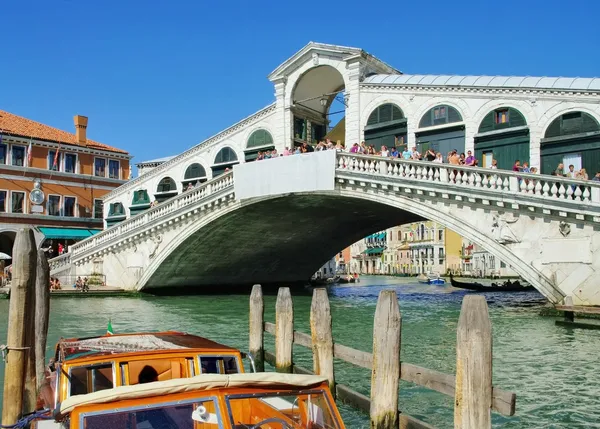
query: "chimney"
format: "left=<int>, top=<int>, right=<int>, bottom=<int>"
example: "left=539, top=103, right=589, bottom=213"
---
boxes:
left=74, top=115, right=88, bottom=144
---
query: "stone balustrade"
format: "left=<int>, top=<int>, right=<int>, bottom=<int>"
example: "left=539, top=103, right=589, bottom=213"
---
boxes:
left=67, top=172, right=234, bottom=259
left=336, top=153, right=600, bottom=207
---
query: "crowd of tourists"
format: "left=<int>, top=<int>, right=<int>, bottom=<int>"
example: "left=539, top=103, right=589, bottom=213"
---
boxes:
left=254, top=139, right=599, bottom=181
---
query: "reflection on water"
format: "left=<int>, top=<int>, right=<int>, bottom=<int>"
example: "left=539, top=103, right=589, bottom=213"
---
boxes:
left=1, top=276, right=600, bottom=428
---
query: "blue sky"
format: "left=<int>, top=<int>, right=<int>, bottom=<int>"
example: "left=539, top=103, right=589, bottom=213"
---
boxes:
left=2, top=0, right=599, bottom=169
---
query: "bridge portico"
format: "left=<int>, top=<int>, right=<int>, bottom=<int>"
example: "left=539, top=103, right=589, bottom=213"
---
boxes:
left=51, top=151, right=600, bottom=305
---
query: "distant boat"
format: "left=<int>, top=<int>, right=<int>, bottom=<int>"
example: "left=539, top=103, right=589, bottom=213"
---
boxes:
left=417, top=273, right=446, bottom=285
left=449, top=275, right=535, bottom=292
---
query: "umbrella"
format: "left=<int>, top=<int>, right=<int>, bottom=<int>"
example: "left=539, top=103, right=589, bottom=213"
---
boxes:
left=0, top=252, right=12, bottom=260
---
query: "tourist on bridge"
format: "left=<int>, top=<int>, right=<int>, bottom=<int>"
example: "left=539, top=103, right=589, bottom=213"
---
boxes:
left=465, top=151, right=476, bottom=166
left=554, top=163, right=566, bottom=176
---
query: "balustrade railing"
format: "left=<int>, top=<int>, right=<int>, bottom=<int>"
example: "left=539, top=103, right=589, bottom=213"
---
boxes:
left=66, top=172, right=234, bottom=259
left=336, top=153, right=600, bottom=206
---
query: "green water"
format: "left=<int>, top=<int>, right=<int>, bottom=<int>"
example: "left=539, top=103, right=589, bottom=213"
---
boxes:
left=1, top=276, right=600, bottom=428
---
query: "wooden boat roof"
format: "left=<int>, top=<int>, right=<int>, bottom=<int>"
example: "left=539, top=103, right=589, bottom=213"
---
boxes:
left=56, top=331, right=238, bottom=361
left=58, top=373, right=328, bottom=416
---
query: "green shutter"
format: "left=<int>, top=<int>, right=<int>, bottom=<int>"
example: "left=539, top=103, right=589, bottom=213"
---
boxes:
left=247, top=130, right=274, bottom=149
left=367, top=104, right=404, bottom=127
left=545, top=112, right=600, bottom=138
left=478, top=108, right=527, bottom=133
left=184, top=163, right=206, bottom=180
left=215, top=148, right=238, bottom=164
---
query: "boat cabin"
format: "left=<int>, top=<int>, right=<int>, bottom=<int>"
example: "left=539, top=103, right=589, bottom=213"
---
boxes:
left=41, top=332, right=247, bottom=408
left=44, top=373, right=345, bottom=429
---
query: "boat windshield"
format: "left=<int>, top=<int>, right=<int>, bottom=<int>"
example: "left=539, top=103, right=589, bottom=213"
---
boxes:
left=81, top=397, right=220, bottom=429
left=226, top=390, right=341, bottom=429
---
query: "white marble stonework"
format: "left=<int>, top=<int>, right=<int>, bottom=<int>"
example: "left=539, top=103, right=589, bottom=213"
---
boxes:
left=50, top=152, right=600, bottom=306
left=51, top=42, right=600, bottom=304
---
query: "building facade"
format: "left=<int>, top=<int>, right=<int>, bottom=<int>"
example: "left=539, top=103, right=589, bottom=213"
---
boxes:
left=0, top=110, right=131, bottom=263
left=460, top=240, right=518, bottom=278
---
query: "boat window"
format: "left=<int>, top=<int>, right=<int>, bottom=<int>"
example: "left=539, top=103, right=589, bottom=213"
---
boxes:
left=69, top=363, right=114, bottom=397
left=81, top=398, right=220, bottom=429
left=198, top=356, right=238, bottom=374
left=126, top=359, right=185, bottom=384
left=227, top=390, right=341, bottom=429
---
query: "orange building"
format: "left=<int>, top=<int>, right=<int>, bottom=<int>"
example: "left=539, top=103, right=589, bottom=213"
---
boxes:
left=0, top=110, right=131, bottom=263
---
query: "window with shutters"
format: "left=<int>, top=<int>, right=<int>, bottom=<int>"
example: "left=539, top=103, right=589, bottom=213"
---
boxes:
left=246, top=130, right=274, bottom=149
left=183, top=163, right=207, bottom=183
left=419, top=105, right=463, bottom=128
left=544, top=112, right=600, bottom=139
left=108, top=203, right=125, bottom=217
left=214, top=147, right=238, bottom=164
left=366, top=104, right=404, bottom=126
left=478, top=108, right=527, bottom=133
left=156, top=177, right=176, bottom=193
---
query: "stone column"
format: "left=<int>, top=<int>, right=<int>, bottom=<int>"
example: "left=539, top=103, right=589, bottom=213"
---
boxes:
left=344, top=60, right=361, bottom=146
left=273, top=78, right=288, bottom=152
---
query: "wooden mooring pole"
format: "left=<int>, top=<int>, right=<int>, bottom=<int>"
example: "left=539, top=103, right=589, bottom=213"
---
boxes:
left=1, top=228, right=37, bottom=425
left=370, top=290, right=401, bottom=429
left=34, top=251, right=50, bottom=392
left=249, top=284, right=264, bottom=372
left=454, top=295, right=493, bottom=429
left=275, top=287, right=293, bottom=373
left=310, top=288, right=335, bottom=397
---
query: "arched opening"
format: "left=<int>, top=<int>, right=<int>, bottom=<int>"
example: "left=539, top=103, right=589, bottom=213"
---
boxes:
left=155, top=177, right=178, bottom=203
left=416, top=105, right=464, bottom=157
left=291, top=65, right=346, bottom=149
left=130, top=189, right=151, bottom=216
left=475, top=107, right=529, bottom=169
left=182, top=163, right=208, bottom=188
left=245, top=130, right=274, bottom=161
left=212, top=147, right=238, bottom=177
left=0, top=231, right=16, bottom=275
left=541, top=111, right=600, bottom=175
left=106, top=202, right=126, bottom=227
left=364, top=103, right=407, bottom=151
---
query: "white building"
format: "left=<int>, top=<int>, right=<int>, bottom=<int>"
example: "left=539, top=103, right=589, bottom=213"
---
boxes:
left=103, top=42, right=600, bottom=228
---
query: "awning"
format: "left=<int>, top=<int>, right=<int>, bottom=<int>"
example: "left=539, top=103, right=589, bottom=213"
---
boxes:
left=364, top=247, right=385, bottom=255
left=39, top=227, right=101, bottom=240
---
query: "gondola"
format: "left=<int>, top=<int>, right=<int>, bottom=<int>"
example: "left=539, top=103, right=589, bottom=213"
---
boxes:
left=449, top=274, right=535, bottom=292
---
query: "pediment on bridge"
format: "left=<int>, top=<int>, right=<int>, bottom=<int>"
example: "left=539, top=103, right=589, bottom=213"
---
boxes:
left=267, top=41, right=401, bottom=82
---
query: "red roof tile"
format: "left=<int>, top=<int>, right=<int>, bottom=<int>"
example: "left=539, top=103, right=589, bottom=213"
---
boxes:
left=0, top=110, right=129, bottom=155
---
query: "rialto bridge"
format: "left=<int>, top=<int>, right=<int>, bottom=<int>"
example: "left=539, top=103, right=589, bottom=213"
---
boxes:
left=48, top=42, right=600, bottom=304
left=49, top=150, right=600, bottom=305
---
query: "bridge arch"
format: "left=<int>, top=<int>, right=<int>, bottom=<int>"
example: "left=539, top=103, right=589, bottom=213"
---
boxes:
left=182, top=163, right=208, bottom=187
left=474, top=105, right=531, bottom=170
left=155, top=177, right=178, bottom=203
left=211, top=146, right=240, bottom=177
left=363, top=102, right=408, bottom=151
left=136, top=187, right=563, bottom=303
left=415, top=103, right=466, bottom=157
left=539, top=110, right=600, bottom=175
left=244, top=129, right=275, bottom=161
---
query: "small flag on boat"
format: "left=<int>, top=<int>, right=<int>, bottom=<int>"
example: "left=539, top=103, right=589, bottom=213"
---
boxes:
left=107, top=319, right=114, bottom=335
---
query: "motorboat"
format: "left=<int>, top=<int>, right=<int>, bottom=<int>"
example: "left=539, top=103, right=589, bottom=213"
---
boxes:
left=449, top=275, right=535, bottom=292
left=37, top=331, right=250, bottom=411
left=417, top=273, right=446, bottom=285
left=32, top=373, right=345, bottom=428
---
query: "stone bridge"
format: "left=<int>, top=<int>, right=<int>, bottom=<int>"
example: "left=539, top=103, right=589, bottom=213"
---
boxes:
left=50, top=151, right=600, bottom=305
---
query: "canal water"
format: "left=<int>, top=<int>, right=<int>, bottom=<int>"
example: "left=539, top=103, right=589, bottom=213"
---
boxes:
left=1, top=276, right=600, bottom=428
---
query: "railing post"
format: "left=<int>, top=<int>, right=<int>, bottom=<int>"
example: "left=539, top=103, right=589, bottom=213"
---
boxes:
left=370, top=290, right=401, bottom=429
left=249, top=284, right=265, bottom=372
left=592, top=186, right=600, bottom=203
left=509, top=176, right=519, bottom=192
left=439, top=166, right=449, bottom=183
left=310, top=288, right=335, bottom=397
left=275, top=287, right=293, bottom=373
left=455, top=295, right=492, bottom=429
left=2, top=228, right=36, bottom=425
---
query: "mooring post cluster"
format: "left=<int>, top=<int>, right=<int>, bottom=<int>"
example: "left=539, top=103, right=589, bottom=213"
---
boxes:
left=250, top=284, right=510, bottom=429
left=1, top=228, right=51, bottom=427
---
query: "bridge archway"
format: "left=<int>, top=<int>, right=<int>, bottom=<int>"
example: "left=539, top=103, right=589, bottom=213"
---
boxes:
left=182, top=163, right=207, bottom=187
left=155, top=177, right=178, bottom=203
left=290, top=65, right=346, bottom=147
left=137, top=188, right=563, bottom=302
left=364, top=103, right=407, bottom=151
left=416, top=105, right=465, bottom=157
left=540, top=111, right=600, bottom=175
left=244, top=129, right=274, bottom=161
left=475, top=107, right=529, bottom=169
left=212, top=147, right=239, bottom=177
left=0, top=230, right=16, bottom=266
